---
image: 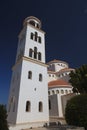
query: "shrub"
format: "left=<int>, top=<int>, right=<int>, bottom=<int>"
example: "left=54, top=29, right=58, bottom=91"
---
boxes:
left=65, top=94, right=87, bottom=130
left=0, top=104, right=9, bottom=130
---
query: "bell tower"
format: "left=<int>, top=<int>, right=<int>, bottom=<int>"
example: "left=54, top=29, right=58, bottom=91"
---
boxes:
left=7, top=16, right=49, bottom=129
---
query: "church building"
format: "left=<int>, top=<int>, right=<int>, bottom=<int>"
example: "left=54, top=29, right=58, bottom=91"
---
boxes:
left=47, top=60, right=74, bottom=123
left=7, top=16, right=74, bottom=130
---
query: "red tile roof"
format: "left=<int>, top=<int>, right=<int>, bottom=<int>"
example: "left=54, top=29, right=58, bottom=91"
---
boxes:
left=58, top=68, right=74, bottom=73
left=48, top=71, right=56, bottom=74
left=48, top=79, right=72, bottom=88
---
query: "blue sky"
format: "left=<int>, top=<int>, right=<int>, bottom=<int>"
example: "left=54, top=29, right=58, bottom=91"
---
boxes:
left=0, top=0, right=87, bottom=104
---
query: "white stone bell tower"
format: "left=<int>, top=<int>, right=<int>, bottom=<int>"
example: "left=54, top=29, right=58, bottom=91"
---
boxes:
left=7, top=16, right=49, bottom=130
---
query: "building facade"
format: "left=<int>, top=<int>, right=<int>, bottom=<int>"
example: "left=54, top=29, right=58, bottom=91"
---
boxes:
left=7, top=16, right=74, bottom=129
left=47, top=60, right=74, bottom=123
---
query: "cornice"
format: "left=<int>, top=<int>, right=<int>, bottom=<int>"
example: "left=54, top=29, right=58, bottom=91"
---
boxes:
left=22, top=56, right=48, bottom=67
left=12, top=56, right=48, bottom=70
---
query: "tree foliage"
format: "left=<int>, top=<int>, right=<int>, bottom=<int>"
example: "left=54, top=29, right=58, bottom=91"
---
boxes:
left=69, top=64, right=87, bottom=93
left=0, top=104, right=9, bottom=130
left=65, top=94, right=87, bottom=129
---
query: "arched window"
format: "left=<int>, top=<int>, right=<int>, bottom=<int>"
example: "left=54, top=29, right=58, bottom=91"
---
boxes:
left=29, top=21, right=35, bottom=26
left=61, top=89, right=64, bottom=94
left=29, top=48, right=33, bottom=57
left=39, top=101, right=43, bottom=112
left=35, top=32, right=38, bottom=41
left=34, top=47, right=37, bottom=59
left=37, top=23, right=39, bottom=28
left=56, top=90, right=59, bottom=94
left=28, top=71, right=32, bottom=79
left=39, top=73, right=42, bottom=81
left=34, top=47, right=37, bottom=52
left=69, top=90, right=71, bottom=93
left=38, top=36, right=41, bottom=43
left=49, top=100, right=51, bottom=110
left=38, top=52, right=41, bottom=61
left=30, top=32, right=34, bottom=40
left=26, top=101, right=31, bottom=112
left=48, top=91, right=50, bottom=95
left=52, top=90, right=55, bottom=95
left=65, top=90, right=68, bottom=94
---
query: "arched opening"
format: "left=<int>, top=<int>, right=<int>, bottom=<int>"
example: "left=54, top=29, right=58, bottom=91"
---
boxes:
left=39, top=101, right=43, bottom=112
left=48, top=91, right=50, bottom=95
left=26, top=101, right=31, bottom=112
left=61, top=89, right=64, bottom=94
left=38, top=52, right=41, bottom=61
left=29, top=21, right=35, bottom=26
left=69, top=90, right=71, bottom=93
left=28, top=71, right=32, bottom=79
left=37, top=23, right=39, bottom=28
left=52, top=90, right=55, bottom=95
left=39, top=73, right=42, bottom=81
left=56, top=90, right=59, bottom=94
left=49, top=100, right=51, bottom=110
left=65, top=90, right=68, bottom=94
left=34, top=47, right=37, bottom=59
left=38, top=36, right=41, bottom=43
left=35, top=32, right=38, bottom=41
left=29, top=48, right=33, bottom=57
left=30, top=32, right=34, bottom=40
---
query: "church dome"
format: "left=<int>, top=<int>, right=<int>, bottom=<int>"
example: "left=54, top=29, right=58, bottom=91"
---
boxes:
left=48, top=79, right=71, bottom=88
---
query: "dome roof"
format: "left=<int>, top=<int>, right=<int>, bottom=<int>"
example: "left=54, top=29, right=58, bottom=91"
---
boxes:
left=48, top=79, right=72, bottom=88
left=47, top=59, right=69, bottom=66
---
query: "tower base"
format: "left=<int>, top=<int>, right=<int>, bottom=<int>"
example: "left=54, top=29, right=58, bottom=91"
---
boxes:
left=8, top=121, right=49, bottom=130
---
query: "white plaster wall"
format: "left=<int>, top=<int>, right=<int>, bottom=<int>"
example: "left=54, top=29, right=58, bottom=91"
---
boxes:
left=15, top=27, right=26, bottom=63
left=24, top=25, right=46, bottom=63
left=47, top=64, right=55, bottom=71
left=48, top=73, right=57, bottom=82
left=48, top=87, right=73, bottom=118
left=49, top=95, right=58, bottom=116
left=55, top=63, right=68, bottom=72
left=7, top=62, right=22, bottom=124
left=16, top=60, right=49, bottom=124
left=59, top=74, right=70, bottom=82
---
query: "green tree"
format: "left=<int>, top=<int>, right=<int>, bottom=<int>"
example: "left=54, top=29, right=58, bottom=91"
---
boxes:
left=0, top=104, right=9, bottom=130
left=69, top=64, right=87, bottom=93
left=65, top=94, right=87, bottom=130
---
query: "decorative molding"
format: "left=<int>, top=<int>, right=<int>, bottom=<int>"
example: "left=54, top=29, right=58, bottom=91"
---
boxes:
left=12, top=56, right=48, bottom=70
